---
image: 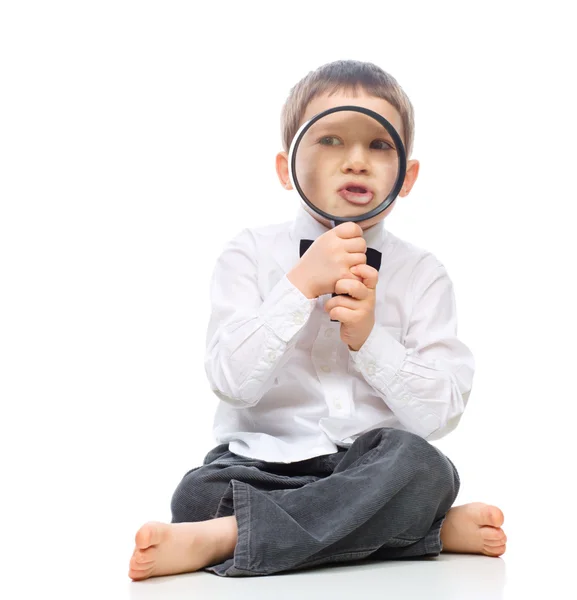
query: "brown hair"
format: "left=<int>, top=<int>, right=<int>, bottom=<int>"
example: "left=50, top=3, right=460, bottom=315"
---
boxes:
left=281, top=59, right=415, bottom=157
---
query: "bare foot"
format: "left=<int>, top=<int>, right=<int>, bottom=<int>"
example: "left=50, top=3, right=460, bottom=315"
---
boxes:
left=440, top=502, right=507, bottom=557
left=128, top=516, right=238, bottom=581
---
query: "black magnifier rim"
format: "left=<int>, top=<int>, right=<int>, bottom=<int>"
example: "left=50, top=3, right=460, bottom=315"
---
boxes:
left=289, top=105, right=407, bottom=224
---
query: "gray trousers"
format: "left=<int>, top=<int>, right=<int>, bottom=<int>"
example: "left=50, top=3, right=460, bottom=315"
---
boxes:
left=170, top=427, right=460, bottom=577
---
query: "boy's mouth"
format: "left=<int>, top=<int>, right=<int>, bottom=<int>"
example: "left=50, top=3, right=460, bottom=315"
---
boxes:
left=338, top=183, right=374, bottom=206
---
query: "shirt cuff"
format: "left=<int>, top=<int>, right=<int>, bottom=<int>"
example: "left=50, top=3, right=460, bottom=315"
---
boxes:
left=349, top=322, right=407, bottom=387
left=259, top=275, right=316, bottom=343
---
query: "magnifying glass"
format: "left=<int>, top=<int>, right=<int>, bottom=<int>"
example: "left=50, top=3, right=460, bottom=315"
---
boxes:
left=288, top=105, right=407, bottom=226
left=288, top=105, right=407, bottom=319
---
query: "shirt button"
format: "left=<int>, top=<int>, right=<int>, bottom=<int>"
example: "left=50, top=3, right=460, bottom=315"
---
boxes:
left=334, top=399, right=343, bottom=409
left=293, top=312, right=305, bottom=325
left=321, top=365, right=331, bottom=373
left=267, top=351, right=277, bottom=361
left=367, top=365, right=376, bottom=375
left=324, top=329, right=334, bottom=338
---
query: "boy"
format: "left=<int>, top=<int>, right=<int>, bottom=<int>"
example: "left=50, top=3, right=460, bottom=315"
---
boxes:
left=128, top=60, right=507, bottom=580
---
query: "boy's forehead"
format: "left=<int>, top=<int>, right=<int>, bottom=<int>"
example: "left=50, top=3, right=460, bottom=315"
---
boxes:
left=301, top=91, right=403, bottom=139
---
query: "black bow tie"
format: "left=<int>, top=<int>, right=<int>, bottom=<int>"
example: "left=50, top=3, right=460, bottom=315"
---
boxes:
left=299, top=239, right=382, bottom=271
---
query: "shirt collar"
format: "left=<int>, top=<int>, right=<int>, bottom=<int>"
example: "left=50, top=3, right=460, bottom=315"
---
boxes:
left=288, top=203, right=387, bottom=251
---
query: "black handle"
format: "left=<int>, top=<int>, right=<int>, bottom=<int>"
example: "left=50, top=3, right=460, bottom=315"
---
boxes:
left=330, top=291, right=347, bottom=322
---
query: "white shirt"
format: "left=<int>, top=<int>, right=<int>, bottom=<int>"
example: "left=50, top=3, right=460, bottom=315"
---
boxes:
left=204, top=205, right=475, bottom=463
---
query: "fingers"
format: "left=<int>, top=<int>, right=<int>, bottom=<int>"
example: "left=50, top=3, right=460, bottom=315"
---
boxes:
left=350, top=264, right=379, bottom=290
left=326, top=305, right=355, bottom=323
left=325, top=280, right=374, bottom=313
left=340, top=271, right=364, bottom=283
left=343, top=236, right=367, bottom=254
left=334, top=279, right=369, bottom=300
left=325, top=294, right=361, bottom=313
left=345, top=252, right=367, bottom=268
left=334, top=221, right=363, bottom=239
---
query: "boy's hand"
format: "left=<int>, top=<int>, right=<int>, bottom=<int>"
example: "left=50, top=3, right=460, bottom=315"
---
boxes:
left=323, top=263, right=378, bottom=351
left=287, top=222, right=366, bottom=299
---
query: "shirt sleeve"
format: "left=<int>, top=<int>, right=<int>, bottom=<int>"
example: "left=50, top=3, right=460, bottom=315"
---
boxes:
left=348, top=257, right=475, bottom=439
left=205, top=229, right=316, bottom=408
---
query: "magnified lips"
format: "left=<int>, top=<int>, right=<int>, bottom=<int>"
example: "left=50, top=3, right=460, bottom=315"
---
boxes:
left=338, top=181, right=374, bottom=195
left=338, top=182, right=374, bottom=205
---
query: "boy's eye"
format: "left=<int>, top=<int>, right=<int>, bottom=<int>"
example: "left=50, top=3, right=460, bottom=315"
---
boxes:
left=318, top=136, right=342, bottom=146
left=371, top=139, right=394, bottom=151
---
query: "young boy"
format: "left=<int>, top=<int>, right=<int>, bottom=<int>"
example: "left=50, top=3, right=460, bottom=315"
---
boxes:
left=128, top=60, right=507, bottom=580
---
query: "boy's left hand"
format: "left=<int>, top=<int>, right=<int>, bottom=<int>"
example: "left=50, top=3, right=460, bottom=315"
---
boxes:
left=324, top=263, right=378, bottom=351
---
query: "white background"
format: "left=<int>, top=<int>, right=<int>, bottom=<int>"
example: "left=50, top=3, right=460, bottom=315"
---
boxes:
left=1, top=1, right=575, bottom=597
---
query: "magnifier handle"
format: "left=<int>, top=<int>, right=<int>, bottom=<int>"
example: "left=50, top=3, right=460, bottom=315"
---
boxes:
left=330, top=291, right=350, bottom=323
left=329, top=218, right=355, bottom=322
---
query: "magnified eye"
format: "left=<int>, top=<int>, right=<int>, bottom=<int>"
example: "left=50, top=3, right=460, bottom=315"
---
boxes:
left=371, top=139, right=394, bottom=151
left=318, top=136, right=342, bottom=146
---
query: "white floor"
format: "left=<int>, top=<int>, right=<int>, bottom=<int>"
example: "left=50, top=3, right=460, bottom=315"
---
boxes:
left=123, top=554, right=510, bottom=600
left=126, top=555, right=508, bottom=599
left=29, top=548, right=569, bottom=600
left=6, top=513, right=569, bottom=600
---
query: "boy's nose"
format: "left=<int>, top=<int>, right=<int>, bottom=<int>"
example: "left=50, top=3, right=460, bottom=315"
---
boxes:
left=341, top=145, right=370, bottom=174
left=341, top=158, right=370, bottom=174
left=342, top=161, right=368, bottom=174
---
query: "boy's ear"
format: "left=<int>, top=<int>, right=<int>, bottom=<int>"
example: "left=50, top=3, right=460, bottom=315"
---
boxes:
left=276, top=151, right=293, bottom=190
left=399, top=159, right=419, bottom=197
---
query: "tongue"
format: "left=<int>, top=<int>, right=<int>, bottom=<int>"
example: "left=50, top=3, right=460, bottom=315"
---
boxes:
left=339, top=188, right=374, bottom=205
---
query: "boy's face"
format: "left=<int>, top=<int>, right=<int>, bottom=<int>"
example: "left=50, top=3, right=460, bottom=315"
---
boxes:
left=277, top=89, right=419, bottom=230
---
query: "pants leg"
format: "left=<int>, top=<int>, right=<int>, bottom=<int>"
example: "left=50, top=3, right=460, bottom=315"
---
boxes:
left=170, top=443, right=335, bottom=524
left=204, top=427, right=460, bottom=577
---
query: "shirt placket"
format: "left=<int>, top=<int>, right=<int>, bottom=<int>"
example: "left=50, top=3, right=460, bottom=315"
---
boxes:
left=312, top=297, right=351, bottom=417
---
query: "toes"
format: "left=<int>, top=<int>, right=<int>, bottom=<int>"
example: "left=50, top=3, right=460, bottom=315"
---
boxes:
left=129, top=561, right=153, bottom=575
left=135, top=525, right=152, bottom=548
left=480, top=526, right=505, bottom=542
left=135, top=522, right=163, bottom=549
left=483, top=505, right=504, bottom=527
left=129, top=566, right=154, bottom=581
left=466, top=503, right=505, bottom=528
left=480, top=526, right=507, bottom=552
left=484, top=538, right=507, bottom=547
left=484, top=543, right=506, bottom=557
left=130, top=554, right=152, bottom=569
left=129, top=554, right=156, bottom=582
left=134, top=550, right=155, bottom=565
left=482, top=526, right=507, bottom=553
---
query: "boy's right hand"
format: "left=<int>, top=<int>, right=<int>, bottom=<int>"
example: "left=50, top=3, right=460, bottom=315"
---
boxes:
left=287, top=222, right=367, bottom=299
